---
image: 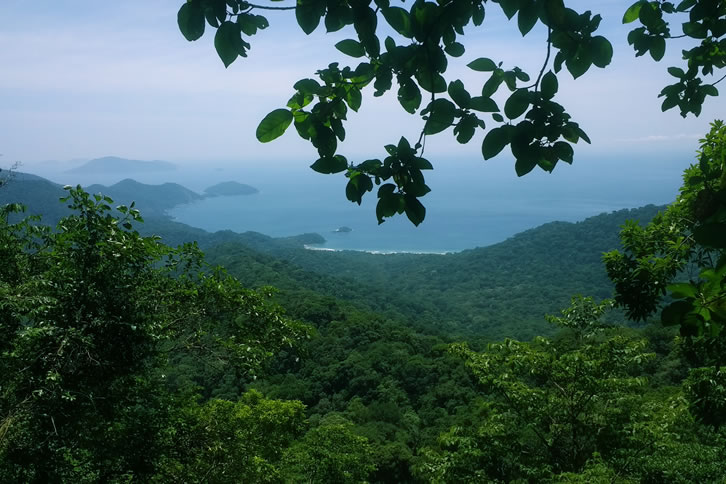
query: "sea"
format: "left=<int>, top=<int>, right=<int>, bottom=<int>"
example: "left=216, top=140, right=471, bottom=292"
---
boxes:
left=32, top=151, right=692, bottom=254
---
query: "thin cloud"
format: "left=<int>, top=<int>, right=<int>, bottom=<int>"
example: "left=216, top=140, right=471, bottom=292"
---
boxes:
left=616, top=134, right=702, bottom=143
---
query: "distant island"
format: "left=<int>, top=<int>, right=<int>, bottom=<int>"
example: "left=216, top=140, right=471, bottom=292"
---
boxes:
left=333, top=226, right=353, bottom=233
left=203, top=181, right=259, bottom=197
left=66, top=156, right=176, bottom=174
left=84, top=179, right=202, bottom=216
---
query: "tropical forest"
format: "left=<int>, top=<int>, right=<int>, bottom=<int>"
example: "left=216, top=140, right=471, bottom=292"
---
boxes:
left=1, top=0, right=725, bottom=482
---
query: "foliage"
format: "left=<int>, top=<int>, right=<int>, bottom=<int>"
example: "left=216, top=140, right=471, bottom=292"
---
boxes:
left=0, top=173, right=666, bottom=340
left=623, top=0, right=726, bottom=117
left=178, top=0, right=724, bottom=224
left=206, top=205, right=661, bottom=340
left=421, top=308, right=726, bottom=482
left=545, top=295, right=614, bottom=341
left=0, top=187, right=311, bottom=481
left=442, top=334, right=654, bottom=478
left=155, top=390, right=306, bottom=483
left=604, top=120, right=726, bottom=358
left=683, top=365, right=726, bottom=429
left=282, top=416, right=377, bottom=483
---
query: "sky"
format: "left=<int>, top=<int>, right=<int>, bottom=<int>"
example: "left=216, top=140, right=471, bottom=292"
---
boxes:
left=0, top=0, right=724, bottom=174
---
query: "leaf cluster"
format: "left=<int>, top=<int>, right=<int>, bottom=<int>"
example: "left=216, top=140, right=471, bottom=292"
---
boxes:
left=604, top=120, right=726, bottom=346
left=624, top=0, right=726, bottom=117
left=178, top=0, right=622, bottom=224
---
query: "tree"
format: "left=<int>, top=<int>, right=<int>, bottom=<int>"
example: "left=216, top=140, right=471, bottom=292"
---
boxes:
left=177, top=0, right=725, bottom=225
left=282, top=416, right=377, bottom=483
left=604, top=119, right=726, bottom=437
left=0, top=187, right=311, bottom=481
left=155, top=390, right=307, bottom=483
left=419, top=298, right=726, bottom=482
left=604, top=120, right=725, bottom=361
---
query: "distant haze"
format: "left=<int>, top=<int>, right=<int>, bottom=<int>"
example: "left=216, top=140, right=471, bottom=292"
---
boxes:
left=67, top=156, right=176, bottom=174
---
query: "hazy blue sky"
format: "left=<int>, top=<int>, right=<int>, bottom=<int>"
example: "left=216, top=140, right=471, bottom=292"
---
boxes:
left=1, top=0, right=724, bottom=169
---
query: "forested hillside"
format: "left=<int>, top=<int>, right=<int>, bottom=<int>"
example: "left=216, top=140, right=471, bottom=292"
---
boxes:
left=212, top=205, right=663, bottom=340
left=3, top=143, right=726, bottom=481
left=0, top=171, right=662, bottom=340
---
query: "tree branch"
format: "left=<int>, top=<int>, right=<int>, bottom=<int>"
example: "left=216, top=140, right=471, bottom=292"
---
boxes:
left=711, top=73, right=726, bottom=87
left=534, top=27, right=552, bottom=91
left=238, top=3, right=296, bottom=11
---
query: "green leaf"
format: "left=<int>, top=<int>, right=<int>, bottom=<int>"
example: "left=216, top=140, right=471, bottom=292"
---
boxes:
left=515, top=157, right=537, bottom=176
left=310, top=155, right=348, bottom=174
left=382, top=6, right=413, bottom=38
left=313, top=125, right=337, bottom=157
left=414, top=157, right=434, bottom=170
left=469, top=96, right=499, bottom=112
left=398, top=136, right=412, bottom=154
left=398, top=80, right=422, bottom=114
left=544, top=0, right=566, bottom=27
left=215, top=21, right=242, bottom=67
left=178, top=2, right=206, bottom=41
left=472, top=3, right=485, bottom=25
left=540, top=71, right=558, bottom=99
left=504, top=89, right=530, bottom=119
left=667, top=66, right=685, bottom=78
left=499, top=0, right=519, bottom=19
left=376, top=188, right=403, bottom=223
left=482, top=127, right=510, bottom=159
left=668, top=283, right=698, bottom=299
left=566, top=50, right=592, bottom=79
left=424, top=99, right=456, bottom=135
left=683, top=21, right=708, bottom=38
left=444, top=42, right=465, bottom=57
left=335, top=39, right=366, bottom=58
left=649, top=36, right=665, bottom=61
left=454, top=115, right=478, bottom=144
left=448, top=80, right=471, bottom=108
left=256, top=109, right=293, bottom=142
left=638, top=2, right=659, bottom=26
left=205, top=7, right=220, bottom=28
left=468, top=57, right=497, bottom=72
left=693, top=223, right=726, bottom=248
left=661, top=300, right=693, bottom=326
left=294, top=78, right=321, bottom=95
left=622, top=1, right=643, bottom=23
left=346, top=174, right=374, bottom=204
left=346, top=86, right=362, bottom=111
left=590, top=36, right=613, bottom=68
left=481, top=74, right=503, bottom=97
left=517, top=0, right=538, bottom=36
left=702, top=85, right=718, bottom=97
left=576, top=126, right=591, bottom=144
left=404, top=195, right=426, bottom=226
left=237, top=13, right=268, bottom=35
left=661, top=95, right=678, bottom=111
left=252, top=14, right=269, bottom=30
left=296, top=0, right=324, bottom=35
left=415, top=70, right=447, bottom=93
left=553, top=141, right=573, bottom=163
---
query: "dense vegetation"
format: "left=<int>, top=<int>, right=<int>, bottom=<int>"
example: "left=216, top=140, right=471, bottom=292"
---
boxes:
left=2, top=0, right=725, bottom=479
left=1, top=122, right=724, bottom=482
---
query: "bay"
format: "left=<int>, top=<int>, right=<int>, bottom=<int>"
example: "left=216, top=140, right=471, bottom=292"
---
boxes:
left=167, top=153, right=688, bottom=253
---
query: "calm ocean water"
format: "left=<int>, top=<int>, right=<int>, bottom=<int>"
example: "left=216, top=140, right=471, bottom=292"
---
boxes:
left=164, top=154, right=688, bottom=253
left=32, top=151, right=691, bottom=253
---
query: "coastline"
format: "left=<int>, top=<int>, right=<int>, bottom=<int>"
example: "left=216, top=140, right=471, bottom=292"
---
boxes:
left=303, top=244, right=452, bottom=255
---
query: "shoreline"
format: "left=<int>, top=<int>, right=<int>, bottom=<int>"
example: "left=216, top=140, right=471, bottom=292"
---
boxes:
left=303, top=244, right=453, bottom=255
